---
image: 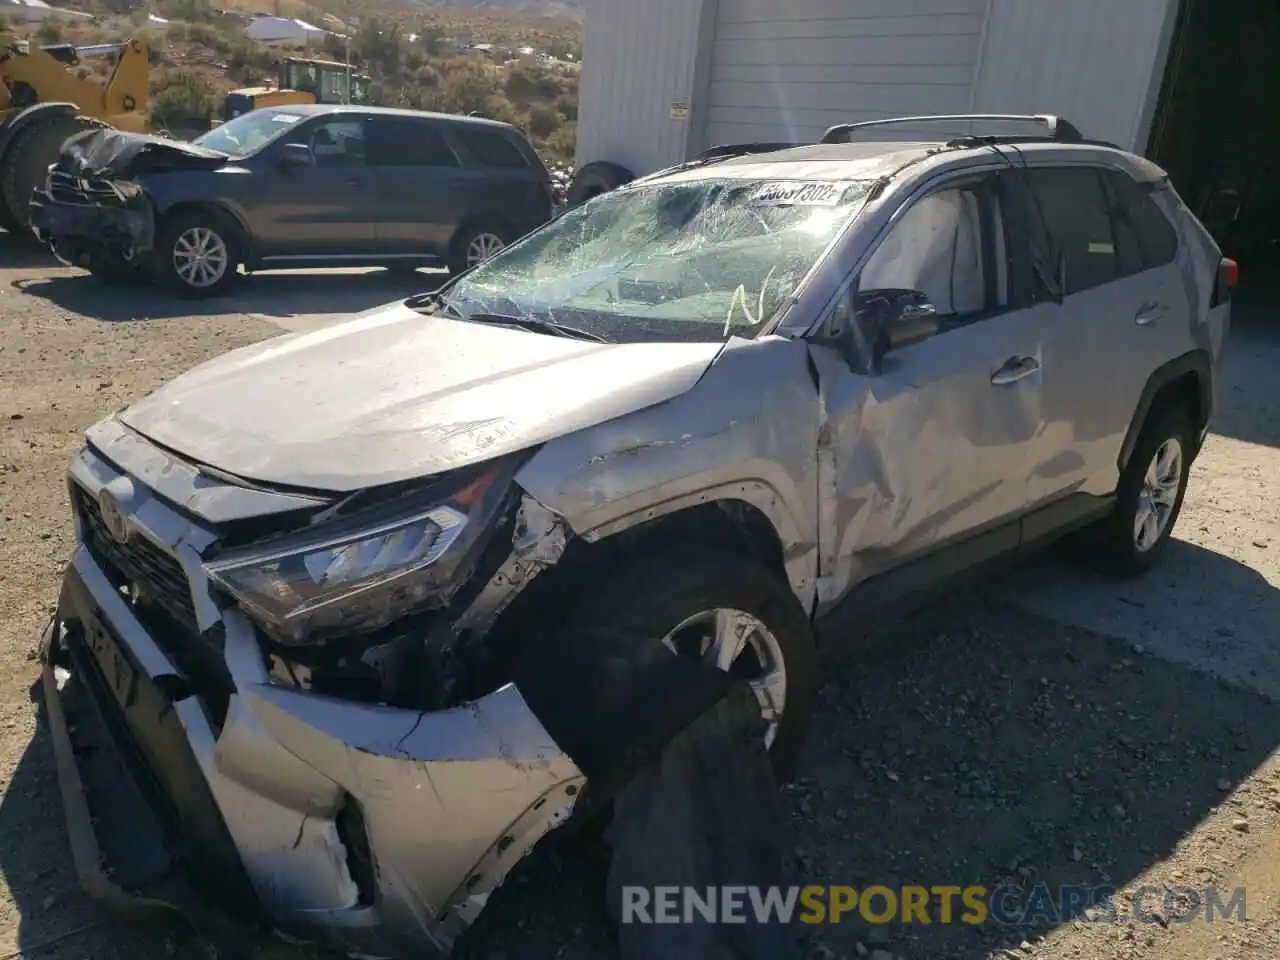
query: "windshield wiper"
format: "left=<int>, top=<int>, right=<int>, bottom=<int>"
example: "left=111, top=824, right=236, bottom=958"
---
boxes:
left=466, top=313, right=607, bottom=343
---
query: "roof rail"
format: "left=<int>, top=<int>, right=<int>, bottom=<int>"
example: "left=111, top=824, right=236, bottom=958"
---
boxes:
left=820, top=114, right=1085, bottom=145
left=695, top=141, right=802, bottom=161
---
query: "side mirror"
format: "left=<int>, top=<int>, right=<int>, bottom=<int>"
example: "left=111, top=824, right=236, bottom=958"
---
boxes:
left=855, top=288, right=939, bottom=363
left=278, top=142, right=312, bottom=168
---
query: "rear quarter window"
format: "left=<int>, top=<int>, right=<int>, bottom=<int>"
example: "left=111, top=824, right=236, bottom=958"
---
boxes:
left=1100, top=169, right=1179, bottom=275
left=454, top=126, right=530, bottom=169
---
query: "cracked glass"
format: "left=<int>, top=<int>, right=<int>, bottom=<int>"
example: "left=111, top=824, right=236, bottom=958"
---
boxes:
left=441, top=176, right=875, bottom=343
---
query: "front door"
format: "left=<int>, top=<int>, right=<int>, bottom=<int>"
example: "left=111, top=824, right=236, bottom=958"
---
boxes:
left=246, top=115, right=378, bottom=261
left=813, top=170, right=1052, bottom=606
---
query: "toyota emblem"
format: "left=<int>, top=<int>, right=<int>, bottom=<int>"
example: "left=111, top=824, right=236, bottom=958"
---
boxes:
left=97, top=489, right=131, bottom=544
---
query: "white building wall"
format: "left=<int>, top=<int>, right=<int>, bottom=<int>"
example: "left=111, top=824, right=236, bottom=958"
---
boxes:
left=574, top=0, right=716, bottom=175
left=575, top=0, right=1178, bottom=176
left=702, top=0, right=990, bottom=149
left=970, top=0, right=1180, bottom=152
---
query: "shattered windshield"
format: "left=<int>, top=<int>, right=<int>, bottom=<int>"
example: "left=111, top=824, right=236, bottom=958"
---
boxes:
left=194, top=109, right=304, bottom=158
left=442, top=176, right=874, bottom=343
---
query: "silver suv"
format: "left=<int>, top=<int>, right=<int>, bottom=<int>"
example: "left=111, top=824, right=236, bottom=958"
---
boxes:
left=40, top=115, right=1235, bottom=957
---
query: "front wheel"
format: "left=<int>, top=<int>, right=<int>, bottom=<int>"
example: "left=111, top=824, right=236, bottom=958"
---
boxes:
left=567, top=550, right=819, bottom=779
left=153, top=210, right=241, bottom=298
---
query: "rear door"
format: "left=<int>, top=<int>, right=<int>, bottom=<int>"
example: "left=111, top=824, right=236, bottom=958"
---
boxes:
left=366, top=116, right=467, bottom=261
left=247, top=114, right=378, bottom=260
left=446, top=123, right=553, bottom=240
left=1025, top=165, right=1188, bottom=496
left=1021, top=165, right=1143, bottom=496
left=1099, top=167, right=1194, bottom=374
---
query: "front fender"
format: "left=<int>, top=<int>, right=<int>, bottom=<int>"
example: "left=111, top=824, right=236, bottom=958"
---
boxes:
left=514, top=335, right=822, bottom=609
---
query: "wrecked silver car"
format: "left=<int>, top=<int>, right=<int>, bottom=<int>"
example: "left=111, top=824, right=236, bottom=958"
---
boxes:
left=41, top=114, right=1233, bottom=956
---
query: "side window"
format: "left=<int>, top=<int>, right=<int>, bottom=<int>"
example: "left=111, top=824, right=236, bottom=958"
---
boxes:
left=1100, top=169, right=1179, bottom=276
left=302, top=118, right=366, bottom=168
left=858, top=179, right=1006, bottom=327
left=453, top=126, right=529, bottom=169
left=1023, top=167, right=1117, bottom=295
left=367, top=118, right=460, bottom=168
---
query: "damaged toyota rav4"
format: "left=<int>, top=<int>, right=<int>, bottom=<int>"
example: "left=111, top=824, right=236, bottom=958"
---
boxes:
left=41, top=116, right=1235, bottom=957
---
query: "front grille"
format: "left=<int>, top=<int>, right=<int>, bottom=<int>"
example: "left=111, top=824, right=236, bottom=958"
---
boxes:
left=72, top=484, right=199, bottom=633
left=47, top=169, right=126, bottom=207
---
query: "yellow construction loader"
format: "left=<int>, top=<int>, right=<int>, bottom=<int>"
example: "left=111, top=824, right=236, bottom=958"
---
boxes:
left=223, top=57, right=372, bottom=119
left=0, top=35, right=150, bottom=234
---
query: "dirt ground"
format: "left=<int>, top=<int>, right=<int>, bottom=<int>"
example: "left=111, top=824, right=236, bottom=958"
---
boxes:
left=1, top=240, right=1278, bottom=960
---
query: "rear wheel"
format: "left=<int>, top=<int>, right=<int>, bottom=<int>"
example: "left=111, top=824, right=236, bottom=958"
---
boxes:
left=153, top=209, right=242, bottom=298
left=448, top=218, right=513, bottom=275
left=1090, top=404, right=1195, bottom=576
left=0, top=113, right=108, bottom=236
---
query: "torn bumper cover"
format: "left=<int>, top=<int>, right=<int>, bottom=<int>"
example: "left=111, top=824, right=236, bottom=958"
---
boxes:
left=29, top=172, right=154, bottom=264
left=29, top=127, right=226, bottom=259
left=40, top=548, right=735, bottom=957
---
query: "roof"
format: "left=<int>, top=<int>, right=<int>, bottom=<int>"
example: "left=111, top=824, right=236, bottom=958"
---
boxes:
left=643, top=137, right=1163, bottom=186
left=268, top=103, right=518, bottom=130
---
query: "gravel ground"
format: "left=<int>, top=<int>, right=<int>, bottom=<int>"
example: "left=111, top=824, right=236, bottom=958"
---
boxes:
left=1, top=244, right=1277, bottom=960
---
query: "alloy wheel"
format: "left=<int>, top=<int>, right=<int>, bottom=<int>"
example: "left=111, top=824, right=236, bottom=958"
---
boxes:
left=1134, top=436, right=1183, bottom=552
left=661, top=607, right=787, bottom=748
left=173, top=226, right=229, bottom=289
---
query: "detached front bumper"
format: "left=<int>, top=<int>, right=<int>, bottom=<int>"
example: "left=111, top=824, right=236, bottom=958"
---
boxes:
left=29, top=171, right=154, bottom=263
left=41, top=544, right=584, bottom=957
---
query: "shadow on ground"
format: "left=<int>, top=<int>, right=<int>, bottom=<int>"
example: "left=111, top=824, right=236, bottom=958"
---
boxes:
left=10, top=268, right=448, bottom=324
left=1, top=551, right=1276, bottom=960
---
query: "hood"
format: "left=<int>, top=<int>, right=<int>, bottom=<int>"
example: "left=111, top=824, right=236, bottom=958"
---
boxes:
left=117, top=301, right=725, bottom=492
left=62, top=128, right=228, bottom=180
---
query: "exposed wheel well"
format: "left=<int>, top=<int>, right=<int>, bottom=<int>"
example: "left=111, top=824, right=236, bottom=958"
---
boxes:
left=486, top=499, right=791, bottom=653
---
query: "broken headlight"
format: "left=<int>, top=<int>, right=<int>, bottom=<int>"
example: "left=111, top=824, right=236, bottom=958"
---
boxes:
left=204, top=458, right=514, bottom=644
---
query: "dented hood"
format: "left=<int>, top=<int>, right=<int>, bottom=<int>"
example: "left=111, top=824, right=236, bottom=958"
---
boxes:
left=117, top=300, right=724, bottom=492
left=62, top=128, right=229, bottom=179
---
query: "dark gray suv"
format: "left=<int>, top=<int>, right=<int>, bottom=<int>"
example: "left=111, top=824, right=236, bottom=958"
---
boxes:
left=30, top=105, right=556, bottom=297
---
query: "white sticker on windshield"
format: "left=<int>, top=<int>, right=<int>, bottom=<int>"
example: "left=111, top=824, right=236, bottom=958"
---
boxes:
left=271, top=114, right=302, bottom=123
left=747, top=181, right=852, bottom=206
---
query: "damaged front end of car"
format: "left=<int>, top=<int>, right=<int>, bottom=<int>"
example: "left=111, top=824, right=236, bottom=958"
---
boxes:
left=29, top=128, right=226, bottom=272
left=39, top=417, right=739, bottom=958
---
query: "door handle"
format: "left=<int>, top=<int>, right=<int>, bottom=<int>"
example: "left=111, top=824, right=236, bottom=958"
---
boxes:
left=990, top=355, right=1040, bottom=386
left=1135, top=301, right=1166, bottom=325
left=346, top=177, right=364, bottom=186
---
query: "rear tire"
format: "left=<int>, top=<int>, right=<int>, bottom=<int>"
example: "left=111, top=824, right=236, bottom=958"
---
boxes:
left=1090, top=404, right=1195, bottom=577
left=0, top=113, right=108, bottom=236
left=152, top=209, right=242, bottom=298
left=565, top=160, right=634, bottom=208
left=447, top=218, right=513, bottom=276
left=566, top=550, right=819, bottom=780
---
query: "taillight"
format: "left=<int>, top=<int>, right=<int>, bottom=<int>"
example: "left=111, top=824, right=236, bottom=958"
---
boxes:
left=1211, top=256, right=1238, bottom=307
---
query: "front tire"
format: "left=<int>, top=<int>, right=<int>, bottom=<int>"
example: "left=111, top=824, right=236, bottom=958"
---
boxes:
left=566, top=550, right=819, bottom=779
left=153, top=209, right=241, bottom=298
left=1093, top=404, right=1195, bottom=576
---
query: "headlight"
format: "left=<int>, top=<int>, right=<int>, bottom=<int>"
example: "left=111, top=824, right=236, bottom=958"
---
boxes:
left=205, top=458, right=514, bottom=643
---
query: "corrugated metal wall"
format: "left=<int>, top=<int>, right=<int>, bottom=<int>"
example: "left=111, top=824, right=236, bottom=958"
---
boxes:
left=971, top=0, right=1179, bottom=151
left=575, top=0, right=715, bottom=176
left=574, top=0, right=1179, bottom=175
left=702, top=0, right=990, bottom=149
